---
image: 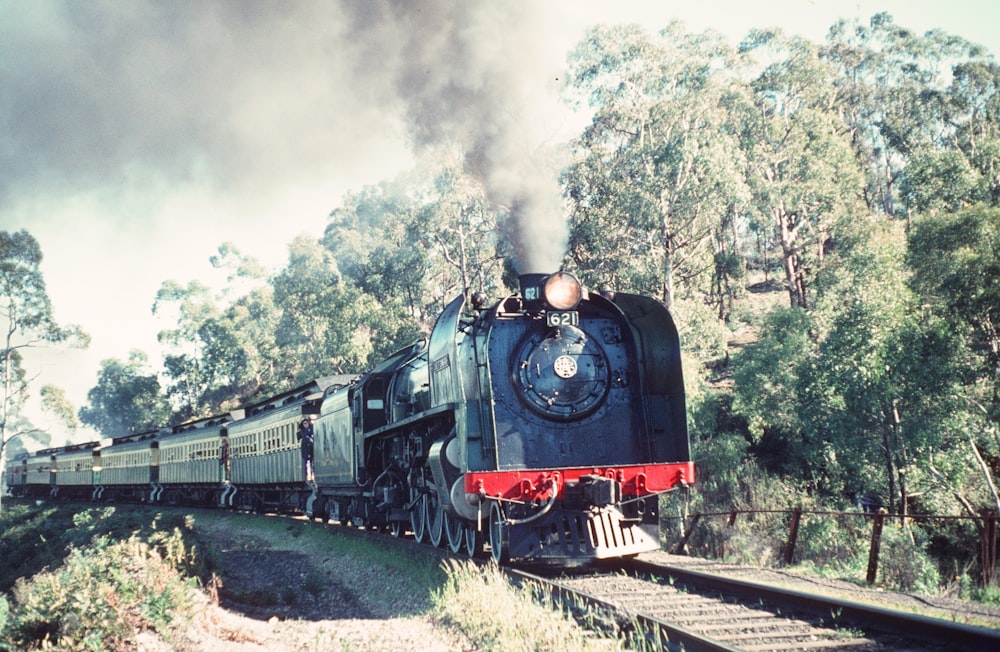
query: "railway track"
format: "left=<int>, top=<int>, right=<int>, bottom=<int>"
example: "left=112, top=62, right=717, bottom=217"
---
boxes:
left=508, top=558, right=1000, bottom=651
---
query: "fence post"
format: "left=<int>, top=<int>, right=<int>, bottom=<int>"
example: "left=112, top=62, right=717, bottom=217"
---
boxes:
left=674, top=512, right=701, bottom=555
left=783, top=506, right=802, bottom=566
left=982, top=510, right=997, bottom=587
left=866, top=510, right=885, bottom=585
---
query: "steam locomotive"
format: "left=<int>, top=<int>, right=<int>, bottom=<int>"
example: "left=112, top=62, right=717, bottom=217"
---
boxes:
left=5, top=271, right=694, bottom=565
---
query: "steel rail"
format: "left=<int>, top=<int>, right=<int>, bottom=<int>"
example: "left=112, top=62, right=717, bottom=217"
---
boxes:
left=624, top=558, right=1000, bottom=651
left=506, top=566, right=743, bottom=652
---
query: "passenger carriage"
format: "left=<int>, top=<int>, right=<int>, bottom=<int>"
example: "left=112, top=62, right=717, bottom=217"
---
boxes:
left=4, top=452, right=30, bottom=498
left=97, top=429, right=160, bottom=502
left=52, top=442, right=101, bottom=500
left=157, top=412, right=239, bottom=506
left=226, top=376, right=352, bottom=512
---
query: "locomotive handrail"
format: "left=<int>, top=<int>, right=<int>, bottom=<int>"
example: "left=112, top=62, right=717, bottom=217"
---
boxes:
left=362, top=402, right=458, bottom=438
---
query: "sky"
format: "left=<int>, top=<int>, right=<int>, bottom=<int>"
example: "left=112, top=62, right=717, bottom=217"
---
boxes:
left=2, top=0, right=999, bottom=443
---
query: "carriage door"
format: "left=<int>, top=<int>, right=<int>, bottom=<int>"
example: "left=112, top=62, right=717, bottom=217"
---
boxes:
left=150, top=443, right=160, bottom=484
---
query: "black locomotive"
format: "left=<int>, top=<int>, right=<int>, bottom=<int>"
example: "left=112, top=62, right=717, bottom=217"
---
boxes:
left=5, top=271, right=694, bottom=565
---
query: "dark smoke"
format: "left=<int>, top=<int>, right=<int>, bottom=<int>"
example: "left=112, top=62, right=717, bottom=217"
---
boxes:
left=342, top=0, right=569, bottom=272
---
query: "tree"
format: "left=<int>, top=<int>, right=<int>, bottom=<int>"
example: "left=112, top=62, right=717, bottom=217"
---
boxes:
left=152, top=279, right=221, bottom=421
left=564, top=22, right=748, bottom=307
left=808, top=220, right=963, bottom=513
left=40, top=384, right=80, bottom=444
left=732, top=219, right=966, bottom=512
left=78, top=351, right=171, bottom=436
left=824, top=13, right=998, bottom=217
left=0, top=230, right=88, bottom=512
left=907, top=207, right=1000, bottom=514
left=738, top=29, right=862, bottom=309
left=273, top=237, right=404, bottom=384
left=149, top=244, right=281, bottom=420
left=907, top=207, right=1000, bottom=394
left=731, top=305, right=815, bottom=476
left=323, top=155, right=511, bottom=326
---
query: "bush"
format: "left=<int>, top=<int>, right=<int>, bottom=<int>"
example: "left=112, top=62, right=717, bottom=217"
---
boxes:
left=794, top=513, right=869, bottom=578
left=0, top=508, right=203, bottom=652
left=877, top=525, right=941, bottom=593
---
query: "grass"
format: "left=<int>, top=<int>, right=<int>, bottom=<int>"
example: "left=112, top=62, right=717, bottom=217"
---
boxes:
left=431, top=559, right=624, bottom=651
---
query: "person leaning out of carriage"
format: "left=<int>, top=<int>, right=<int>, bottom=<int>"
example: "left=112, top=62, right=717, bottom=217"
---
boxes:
left=297, top=418, right=315, bottom=484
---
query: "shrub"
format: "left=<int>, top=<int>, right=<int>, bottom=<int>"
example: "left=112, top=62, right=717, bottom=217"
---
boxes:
left=0, top=530, right=197, bottom=651
left=877, top=525, right=941, bottom=593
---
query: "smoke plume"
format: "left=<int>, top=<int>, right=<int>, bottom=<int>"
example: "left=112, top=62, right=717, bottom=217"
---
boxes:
left=341, top=0, right=569, bottom=273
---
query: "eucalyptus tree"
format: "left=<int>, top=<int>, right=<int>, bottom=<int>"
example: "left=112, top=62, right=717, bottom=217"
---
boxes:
left=732, top=220, right=963, bottom=513
left=323, top=155, right=511, bottom=328
left=152, top=244, right=279, bottom=420
left=907, top=207, right=1000, bottom=513
left=907, top=207, right=1000, bottom=380
left=202, top=245, right=282, bottom=408
left=273, top=236, right=409, bottom=384
left=824, top=13, right=998, bottom=217
left=738, top=29, right=861, bottom=310
left=323, top=178, right=432, bottom=323
left=39, top=384, right=80, bottom=443
left=152, top=279, right=222, bottom=421
left=945, top=54, right=1000, bottom=210
left=808, top=221, right=963, bottom=514
left=78, top=350, right=171, bottom=436
left=422, top=160, right=511, bottom=304
left=564, top=22, right=748, bottom=307
left=0, top=230, right=88, bottom=512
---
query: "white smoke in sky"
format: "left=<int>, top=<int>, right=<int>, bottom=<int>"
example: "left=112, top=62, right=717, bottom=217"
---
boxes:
left=0, top=1, right=570, bottom=274
left=341, top=0, right=569, bottom=273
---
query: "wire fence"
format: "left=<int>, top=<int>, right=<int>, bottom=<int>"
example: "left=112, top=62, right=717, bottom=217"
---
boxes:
left=663, top=507, right=998, bottom=588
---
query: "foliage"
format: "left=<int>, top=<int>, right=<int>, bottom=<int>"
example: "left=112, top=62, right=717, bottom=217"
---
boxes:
left=907, top=207, right=1000, bottom=381
left=0, top=505, right=202, bottom=651
left=877, top=525, right=942, bottom=593
left=39, top=385, right=78, bottom=431
left=78, top=351, right=171, bottom=436
left=272, top=236, right=395, bottom=382
left=564, top=22, right=748, bottom=308
left=1, top=534, right=195, bottom=651
left=731, top=306, right=814, bottom=448
left=150, top=244, right=283, bottom=420
left=27, top=9, right=997, bottom=597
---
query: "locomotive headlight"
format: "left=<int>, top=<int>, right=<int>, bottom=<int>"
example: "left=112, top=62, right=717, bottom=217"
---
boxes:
left=543, top=272, right=583, bottom=310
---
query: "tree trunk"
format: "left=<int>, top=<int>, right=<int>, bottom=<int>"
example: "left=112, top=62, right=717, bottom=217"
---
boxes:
left=661, top=212, right=676, bottom=309
left=969, top=434, right=1000, bottom=514
left=777, top=206, right=807, bottom=309
left=882, top=426, right=897, bottom=515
